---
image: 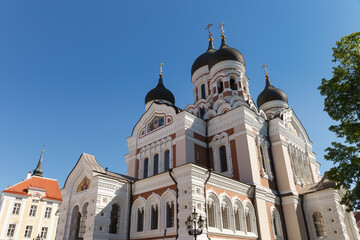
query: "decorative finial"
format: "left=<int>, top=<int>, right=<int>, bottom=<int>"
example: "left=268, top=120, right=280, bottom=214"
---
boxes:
left=41, top=144, right=45, bottom=152
left=262, top=64, right=269, bottom=76
left=205, top=24, right=213, bottom=39
left=218, top=22, right=226, bottom=36
left=159, top=63, right=164, bottom=76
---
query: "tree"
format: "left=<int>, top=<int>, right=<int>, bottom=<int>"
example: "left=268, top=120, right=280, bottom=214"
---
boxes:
left=318, top=31, right=360, bottom=211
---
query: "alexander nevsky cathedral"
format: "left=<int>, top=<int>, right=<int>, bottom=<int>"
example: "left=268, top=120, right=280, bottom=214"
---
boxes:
left=55, top=25, right=360, bottom=240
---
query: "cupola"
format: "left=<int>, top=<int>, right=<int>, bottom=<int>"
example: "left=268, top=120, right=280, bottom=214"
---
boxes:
left=145, top=65, right=175, bottom=109
left=191, top=37, right=216, bottom=75
left=257, top=75, right=288, bottom=108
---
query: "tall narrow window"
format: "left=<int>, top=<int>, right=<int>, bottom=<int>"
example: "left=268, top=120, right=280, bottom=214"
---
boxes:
left=199, top=107, right=205, bottom=118
left=235, top=208, right=241, bottom=231
left=246, top=211, right=251, bottom=233
left=109, top=204, right=120, bottom=234
left=313, top=212, right=326, bottom=237
left=221, top=204, right=229, bottom=229
left=143, top=158, right=148, bottom=178
left=219, top=146, right=228, bottom=172
left=164, top=150, right=170, bottom=171
left=259, top=146, right=267, bottom=172
left=217, top=80, right=224, bottom=94
left=208, top=202, right=215, bottom=227
left=12, top=203, right=21, bottom=215
left=41, top=227, right=48, bottom=239
left=201, top=84, right=206, bottom=99
left=153, top=154, right=159, bottom=175
left=7, top=224, right=16, bottom=237
left=137, top=208, right=144, bottom=232
left=44, top=207, right=52, bottom=218
left=75, top=212, right=82, bottom=238
left=24, top=226, right=33, bottom=238
left=230, top=78, right=237, bottom=90
left=29, top=205, right=37, bottom=217
left=166, top=201, right=175, bottom=228
left=151, top=205, right=158, bottom=230
left=272, top=215, right=278, bottom=236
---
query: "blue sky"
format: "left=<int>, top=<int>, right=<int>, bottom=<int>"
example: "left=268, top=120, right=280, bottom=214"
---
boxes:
left=0, top=0, right=359, bottom=191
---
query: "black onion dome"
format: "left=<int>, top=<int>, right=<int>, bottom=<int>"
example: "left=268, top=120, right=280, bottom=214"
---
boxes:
left=145, top=75, right=175, bottom=105
left=257, top=76, right=288, bottom=107
left=191, top=38, right=216, bottom=75
left=208, top=36, right=245, bottom=70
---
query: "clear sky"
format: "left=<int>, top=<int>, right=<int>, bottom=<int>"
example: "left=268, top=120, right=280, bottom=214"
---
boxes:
left=0, top=0, right=359, bottom=191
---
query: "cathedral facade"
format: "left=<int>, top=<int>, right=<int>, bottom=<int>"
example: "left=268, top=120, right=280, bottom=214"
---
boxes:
left=56, top=28, right=360, bottom=240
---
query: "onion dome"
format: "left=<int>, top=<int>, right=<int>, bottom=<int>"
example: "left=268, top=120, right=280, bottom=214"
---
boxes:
left=191, top=38, right=216, bottom=75
left=145, top=74, right=175, bottom=105
left=257, top=75, right=288, bottom=108
left=208, top=35, right=245, bottom=70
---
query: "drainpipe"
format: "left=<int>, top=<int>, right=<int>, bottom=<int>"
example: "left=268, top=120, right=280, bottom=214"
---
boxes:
left=169, top=169, right=179, bottom=239
left=127, top=181, right=133, bottom=240
left=266, top=119, right=289, bottom=240
left=203, top=169, right=212, bottom=240
left=300, top=194, right=311, bottom=240
left=253, top=185, right=262, bottom=240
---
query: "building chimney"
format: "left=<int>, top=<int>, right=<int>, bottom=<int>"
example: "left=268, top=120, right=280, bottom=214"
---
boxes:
left=26, top=171, right=31, bottom=180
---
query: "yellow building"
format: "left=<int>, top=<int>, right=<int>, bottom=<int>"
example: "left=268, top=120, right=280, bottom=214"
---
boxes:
left=0, top=151, right=62, bottom=240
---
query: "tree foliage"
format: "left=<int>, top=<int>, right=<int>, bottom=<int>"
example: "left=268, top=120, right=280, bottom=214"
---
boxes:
left=318, top=32, right=360, bottom=211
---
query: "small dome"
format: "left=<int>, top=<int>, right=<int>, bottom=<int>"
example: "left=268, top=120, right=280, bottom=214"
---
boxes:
left=257, top=76, right=288, bottom=108
left=208, top=36, right=245, bottom=70
left=191, top=38, right=216, bottom=75
left=145, top=75, right=175, bottom=105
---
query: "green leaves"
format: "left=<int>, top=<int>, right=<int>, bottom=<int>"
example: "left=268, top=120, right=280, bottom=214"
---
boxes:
left=319, top=32, right=360, bottom=211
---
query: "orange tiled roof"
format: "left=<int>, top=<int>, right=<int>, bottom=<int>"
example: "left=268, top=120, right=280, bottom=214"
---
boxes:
left=2, top=176, right=62, bottom=201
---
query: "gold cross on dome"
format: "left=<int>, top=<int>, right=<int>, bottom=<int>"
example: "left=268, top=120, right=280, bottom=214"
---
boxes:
left=205, top=24, right=213, bottom=38
left=159, top=63, right=164, bottom=75
left=218, top=22, right=226, bottom=36
left=41, top=145, right=45, bottom=152
left=262, top=64, right=269, bottom=76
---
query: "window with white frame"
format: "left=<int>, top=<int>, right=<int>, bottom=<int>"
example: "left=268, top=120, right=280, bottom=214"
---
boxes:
left=150, top=204, right=159, bottom=230
left=211, top=132, right=233, bottom=177
left=44, top=207, right=52, bottom=218
left=24, top=225, right=33, bottom=238
left=29, top=205, right=37, bottom=217
left=166, top=201, right=175, bottom=228
left=244, top=202, right=257, bottom=235
left=143, top=157, right=149, bottom=178
left=7, top=224, right=16, bottom=237
left=270, top=207, right=283, bottom=239
left=221, top=200, right=231, bottom=230
left=207, top=192, right=220, bottom=229
left=288, top=144, right=313, bottom=185
left=41, top=227, right=48, bottom=239
left=230, top=77, right=238, bottom=90
left=256, top=134, right=273, bottom=180
left=164, top=149, right=170, bottom=171
left=12, top=203, right=21, bottom=215
left=217, top=79, right=224, bottom=94
left=207, top=201, right=216, bottom=227
left=234, top=200, right=245, bottom=232
left=201, top=83, right=206, bottom=99
left=153, top=154, right=159, bottom=175
left=137, top=207, right=144, bottom=232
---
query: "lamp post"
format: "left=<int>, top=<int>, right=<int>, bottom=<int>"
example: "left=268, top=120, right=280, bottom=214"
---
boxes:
left=185, top=207, right=205, bottom=240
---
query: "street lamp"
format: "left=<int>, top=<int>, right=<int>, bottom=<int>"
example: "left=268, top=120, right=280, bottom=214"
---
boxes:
left=185, top=207, right=205, bottom=240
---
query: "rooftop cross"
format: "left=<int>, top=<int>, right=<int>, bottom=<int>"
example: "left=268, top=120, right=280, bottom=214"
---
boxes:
left=218, top=22, right=226, bottom=36
left=159, top=63, right=164, bottom=76
left=205, top=24, right=213, bottom=38
left=262, top=64, right=269, bottom=76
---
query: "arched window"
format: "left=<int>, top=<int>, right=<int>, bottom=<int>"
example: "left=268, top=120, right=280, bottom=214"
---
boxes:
left=201, top=84, right=206, bottom=99
left=164, top=150, right=170, bottom=172
left=208, top=202, right=215, bottom=227
left=153, top=154, right=159, bottom=175
left=245, top=211, right=251, bottom=233
left=199, top=107, right=205, bottom=118
left=70, top=205, right=80, bottom=240
left=313, top=212, right=326, bottom=237
left=245, top=203, right=257, bottom=234
left=219, top=146, right=228, bottom=172
left=109, top=204, right=120, bottom=234
left=259, top=146, right=267, bottom=172
left=234, top=201, right=244, bottom=232
left=166, top=201, right=175, bottom=228
left=221, top=202, right=230, bottom=229
left=137, top=207, right=144, bottom=232
left=270, top=207, right=283, bottom=239
left=143, top=158, right=148, bottom=178
left=151, top=204, right=158, bottom=230
left=230, top=78, right=237, bottom=90
left=217, top=80, right=224, bottom=94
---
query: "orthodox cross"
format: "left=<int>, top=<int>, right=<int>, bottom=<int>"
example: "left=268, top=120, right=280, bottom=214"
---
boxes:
left=218, top=22, right=226, bottom=36
left=262, top=64, right=269, bottom=76
left=205, top=24, right=213, bottom=38
left=159, top=63, right=164, bottom=75
left=41, top=145, right=45, bottom=152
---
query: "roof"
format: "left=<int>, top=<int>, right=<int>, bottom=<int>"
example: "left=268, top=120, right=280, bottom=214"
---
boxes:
left=191, top=38, right=216, bottom=75
left=145, top=75, right=175, bottom=105
left=2, top=176, right=62, bottom=201
left=299, top=172, right=336, bottom=195
left=257, top=75, right=288, bottom=108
